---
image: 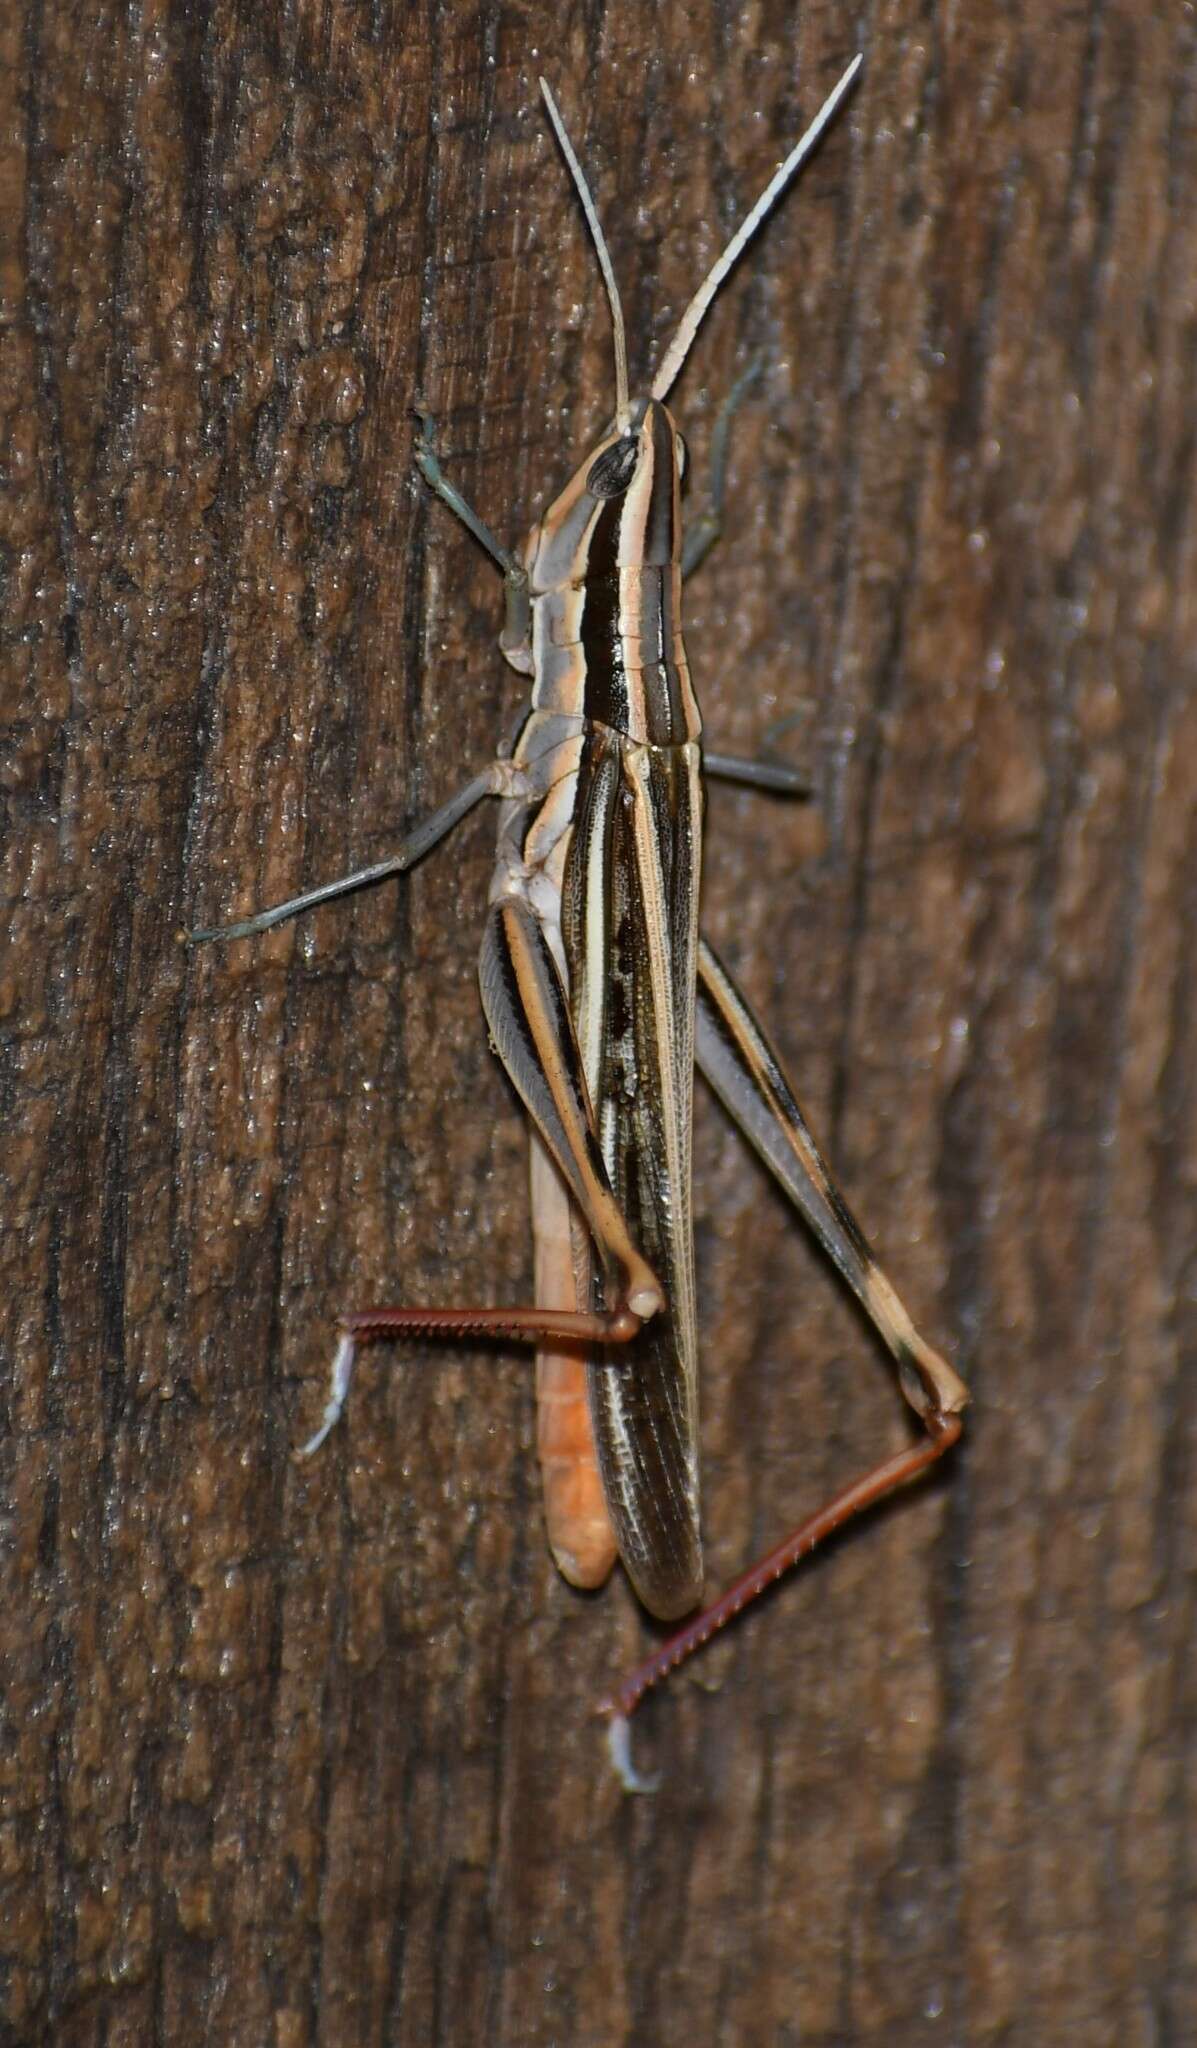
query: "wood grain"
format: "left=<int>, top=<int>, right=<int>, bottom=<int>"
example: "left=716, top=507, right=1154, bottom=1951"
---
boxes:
left=3, top=2, right=1194, bottom=2042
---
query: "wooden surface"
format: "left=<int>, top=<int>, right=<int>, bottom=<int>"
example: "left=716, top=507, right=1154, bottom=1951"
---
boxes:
left=4, top=3, right=1195, bottom=2042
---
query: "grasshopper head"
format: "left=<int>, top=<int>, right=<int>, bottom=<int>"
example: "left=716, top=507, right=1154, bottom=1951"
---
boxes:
left=524, top=396, right=687, bottom=591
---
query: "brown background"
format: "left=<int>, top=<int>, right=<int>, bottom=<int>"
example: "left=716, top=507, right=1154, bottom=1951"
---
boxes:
left=3, top=1, right=1195, bottom=2042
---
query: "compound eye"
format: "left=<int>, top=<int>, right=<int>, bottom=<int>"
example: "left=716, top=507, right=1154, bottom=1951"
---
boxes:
left=587, top=435, right=639, bottom=498
left=674, top=432, right=688, bottom=478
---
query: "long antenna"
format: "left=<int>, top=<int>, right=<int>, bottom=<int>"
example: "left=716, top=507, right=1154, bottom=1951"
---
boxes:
left=651, top=54, right=862, bottom=403
left=540, top=79, right=631, bottom=429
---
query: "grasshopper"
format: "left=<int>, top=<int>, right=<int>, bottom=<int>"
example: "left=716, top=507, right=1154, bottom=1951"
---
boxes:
left=192, top=55, right=968, bottom=1790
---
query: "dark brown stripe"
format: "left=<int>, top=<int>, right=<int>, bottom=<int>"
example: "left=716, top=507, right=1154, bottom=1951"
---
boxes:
left=577, top=401, right=689, bottom=744
left=644, top=401, right=676, bottom=566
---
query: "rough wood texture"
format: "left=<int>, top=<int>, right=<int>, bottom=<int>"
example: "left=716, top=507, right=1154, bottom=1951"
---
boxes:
left=4, top=3, right=1194, bottom=2042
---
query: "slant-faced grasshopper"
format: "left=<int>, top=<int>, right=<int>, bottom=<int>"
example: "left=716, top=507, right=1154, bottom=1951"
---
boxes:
left=192, top=55, right=968, bottom=1790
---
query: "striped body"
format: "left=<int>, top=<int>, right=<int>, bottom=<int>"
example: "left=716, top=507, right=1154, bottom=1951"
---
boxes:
left=488, top=398, right=704, bottom=1617
left=194, top=62, right=970, bottom=1761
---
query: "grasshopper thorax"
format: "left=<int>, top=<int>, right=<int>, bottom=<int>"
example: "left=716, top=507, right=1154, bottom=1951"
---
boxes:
left=520, top=395, right=698, bottom=746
